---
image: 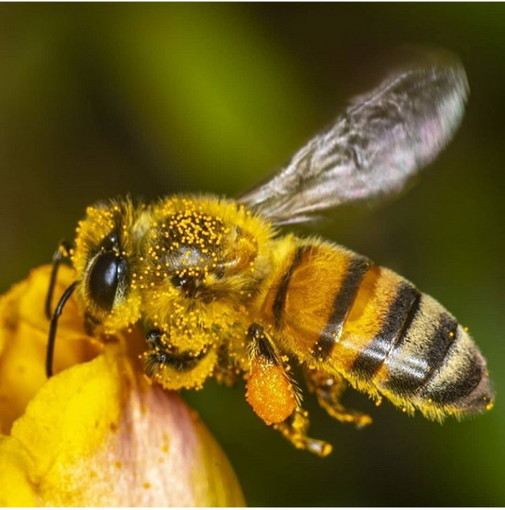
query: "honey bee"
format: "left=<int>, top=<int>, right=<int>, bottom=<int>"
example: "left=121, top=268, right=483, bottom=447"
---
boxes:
left=45, top=51, right=493, bottom=456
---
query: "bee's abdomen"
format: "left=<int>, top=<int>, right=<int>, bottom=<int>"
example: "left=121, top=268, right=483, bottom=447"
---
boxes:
left=337, top=267, right=493, bottom=417
left=262, top=241, right=493, bottom=419
left=262, top=241, right=371, bottom=360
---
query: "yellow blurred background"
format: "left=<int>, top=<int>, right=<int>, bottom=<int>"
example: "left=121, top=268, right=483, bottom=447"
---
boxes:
left=1, top=4, right=504, bottom=506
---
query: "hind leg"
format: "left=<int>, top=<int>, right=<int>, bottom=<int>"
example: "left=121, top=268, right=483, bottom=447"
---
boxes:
left=305, top=367, right=372, bottom=428
left=245, top=324, right=332, bottom=456
left=273, top=407, right=333, bottom=457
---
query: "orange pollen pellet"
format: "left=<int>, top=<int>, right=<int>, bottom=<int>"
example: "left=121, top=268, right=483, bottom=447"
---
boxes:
left=246, top=359, right=296, bottom=425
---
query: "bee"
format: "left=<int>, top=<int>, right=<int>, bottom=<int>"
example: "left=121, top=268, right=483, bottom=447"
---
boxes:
left=45, top=50, right=493, bottom=456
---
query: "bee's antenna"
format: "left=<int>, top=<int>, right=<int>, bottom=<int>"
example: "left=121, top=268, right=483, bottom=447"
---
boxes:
left=45, top=240, right=72, bottom=319
left=46, top=281, right=77, bottom=378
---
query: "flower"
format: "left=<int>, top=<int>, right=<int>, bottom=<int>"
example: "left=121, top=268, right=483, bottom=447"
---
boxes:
left=0, top=266, right=245, bottom=506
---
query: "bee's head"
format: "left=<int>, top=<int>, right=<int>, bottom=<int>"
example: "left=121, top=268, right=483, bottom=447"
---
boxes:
left=72, top=199, right=142, bottom=332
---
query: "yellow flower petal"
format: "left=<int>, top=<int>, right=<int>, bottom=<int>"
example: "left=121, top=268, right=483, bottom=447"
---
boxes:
left=0, top=436, right=36, bottom=506
left=0, top=268, right=245, bottom=506
left=0, top=265, right=100, bottom=433
left=0, top=344, right=244, bottom=506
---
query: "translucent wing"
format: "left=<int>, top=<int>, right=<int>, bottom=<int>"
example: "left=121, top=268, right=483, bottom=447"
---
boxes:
left=238, top=51, right=468, bottom=224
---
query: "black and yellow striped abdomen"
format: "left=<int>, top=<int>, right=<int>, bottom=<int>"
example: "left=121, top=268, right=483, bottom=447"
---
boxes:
left=261, top=239, right=493, bottom=420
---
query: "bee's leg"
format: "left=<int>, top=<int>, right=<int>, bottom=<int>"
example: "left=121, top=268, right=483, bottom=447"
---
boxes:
left=305, top=367, right=372, bottom=428
left=213, top=345, right=241, bottom=386
left=245, top=323, right=298, bottom=423
left=274, top=408, right=333, bottom=457
left=245, top=324, right=332, bottom=456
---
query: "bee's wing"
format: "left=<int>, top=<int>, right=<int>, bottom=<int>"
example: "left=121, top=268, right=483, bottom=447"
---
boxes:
left=238, top=51, right=468, bottom=225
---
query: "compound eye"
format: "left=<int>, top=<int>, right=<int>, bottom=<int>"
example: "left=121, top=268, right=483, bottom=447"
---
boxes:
left=88, top=251, right=123, bottom=311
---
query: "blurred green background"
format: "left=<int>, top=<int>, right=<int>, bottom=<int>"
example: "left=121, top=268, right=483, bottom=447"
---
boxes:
left=1, top=4, right=504, bottom=506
